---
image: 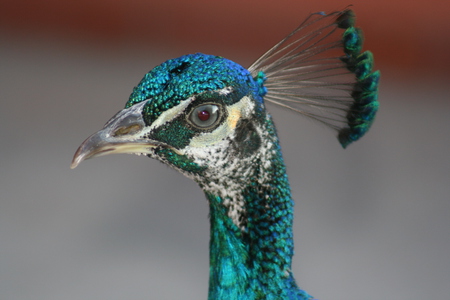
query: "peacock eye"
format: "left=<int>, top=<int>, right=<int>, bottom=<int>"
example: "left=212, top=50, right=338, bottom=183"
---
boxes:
left=188, top=104, right=221, bottom=129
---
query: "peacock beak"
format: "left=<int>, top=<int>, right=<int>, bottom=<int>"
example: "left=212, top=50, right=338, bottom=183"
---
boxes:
left=71, top=101, right=160, bottom=169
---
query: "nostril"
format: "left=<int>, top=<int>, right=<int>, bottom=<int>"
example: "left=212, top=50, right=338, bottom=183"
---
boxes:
left=113, top=124, right=142, bottom=137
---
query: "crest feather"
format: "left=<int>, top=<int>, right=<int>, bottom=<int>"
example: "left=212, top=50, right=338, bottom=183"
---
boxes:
left=249, top=9, right=380, bottom=148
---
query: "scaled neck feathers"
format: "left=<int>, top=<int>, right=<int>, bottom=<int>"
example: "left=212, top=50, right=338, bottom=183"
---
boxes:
left=198, top=113, right=312, bottom=300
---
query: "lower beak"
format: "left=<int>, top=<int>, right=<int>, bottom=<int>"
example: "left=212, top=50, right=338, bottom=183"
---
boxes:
left=70, top=130, right=158, bottom=169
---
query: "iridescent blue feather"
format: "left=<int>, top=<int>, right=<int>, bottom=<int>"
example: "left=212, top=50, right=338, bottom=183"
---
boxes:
left=249, top=9, right=380, bottom=148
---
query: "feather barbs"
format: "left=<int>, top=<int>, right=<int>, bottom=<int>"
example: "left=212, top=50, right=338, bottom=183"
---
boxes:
left=249, top=9, right=380, bottom=148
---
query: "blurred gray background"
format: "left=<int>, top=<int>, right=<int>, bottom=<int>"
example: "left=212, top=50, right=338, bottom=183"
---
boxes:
left=1, top=1, right=449, bottom=299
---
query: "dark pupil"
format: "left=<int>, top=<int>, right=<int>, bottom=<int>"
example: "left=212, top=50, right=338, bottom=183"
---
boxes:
left=197, top=110, right=210, bottom=121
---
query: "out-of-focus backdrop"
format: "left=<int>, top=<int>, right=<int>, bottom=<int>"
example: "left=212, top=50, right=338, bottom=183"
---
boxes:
left=1, top=1, right=449, bottom=299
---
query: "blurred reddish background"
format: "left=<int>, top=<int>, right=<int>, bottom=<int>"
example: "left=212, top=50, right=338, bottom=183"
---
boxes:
left=1, top=0, right=449, bottom=78
left=1, top=2, right=450, bottom=300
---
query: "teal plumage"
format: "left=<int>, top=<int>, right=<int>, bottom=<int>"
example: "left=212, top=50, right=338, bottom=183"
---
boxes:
left=71, top=9, right=379, bottom=300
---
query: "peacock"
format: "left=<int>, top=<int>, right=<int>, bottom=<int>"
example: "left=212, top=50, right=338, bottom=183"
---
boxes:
left=71, top=9, right=379, bottom=300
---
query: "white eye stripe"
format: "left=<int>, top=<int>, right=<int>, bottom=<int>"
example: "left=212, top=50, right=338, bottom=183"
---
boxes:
left=148, top=86, right=233, bottom=131
left=217, top=86, right=233, bottom=95
left=148, top=97, right=195, bottom=131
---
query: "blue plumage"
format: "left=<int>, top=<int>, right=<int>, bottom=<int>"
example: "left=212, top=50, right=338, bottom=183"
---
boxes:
left=126, top=54, right=257, bottom=125
left=71, top=9, right=379, bottom=299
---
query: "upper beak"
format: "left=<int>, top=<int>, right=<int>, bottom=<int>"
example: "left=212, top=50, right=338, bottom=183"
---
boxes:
left=70, top=101, right=160, bottom=169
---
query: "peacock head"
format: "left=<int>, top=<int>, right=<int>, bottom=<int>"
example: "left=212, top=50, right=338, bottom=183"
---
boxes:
left=71, top=53, right=269, bottom=183
left=72, top=9, right=380, bottom=187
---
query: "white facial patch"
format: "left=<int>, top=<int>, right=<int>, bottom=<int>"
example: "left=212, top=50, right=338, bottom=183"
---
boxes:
left=148, top=97, right=195, bottom=131
left=185, top=96, right=263, bottom=230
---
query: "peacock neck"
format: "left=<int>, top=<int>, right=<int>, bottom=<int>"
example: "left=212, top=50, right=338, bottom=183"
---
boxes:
left=203, top=116, right=312, bottom=300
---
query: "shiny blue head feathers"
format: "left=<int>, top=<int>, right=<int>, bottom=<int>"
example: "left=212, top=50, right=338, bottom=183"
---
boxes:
left=126, top=53, right=264, bottom=126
